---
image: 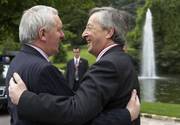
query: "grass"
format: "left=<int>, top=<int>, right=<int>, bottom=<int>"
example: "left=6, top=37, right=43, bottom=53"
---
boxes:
left=141, top=101, right=180, bottom=118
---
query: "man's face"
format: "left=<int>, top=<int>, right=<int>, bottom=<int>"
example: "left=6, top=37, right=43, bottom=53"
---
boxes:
left=82, top=14, right=109, bottom=57
left=73, top=48, right=80, bottom=58
left=44, top=15, right=64, bottom=56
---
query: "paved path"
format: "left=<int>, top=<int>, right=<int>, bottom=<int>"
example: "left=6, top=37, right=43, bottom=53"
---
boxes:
left=1, top=112, right=180, bottom=125
left=141, top=117, right=180, bottom=125
left=0, top=113, right=10, bottom=125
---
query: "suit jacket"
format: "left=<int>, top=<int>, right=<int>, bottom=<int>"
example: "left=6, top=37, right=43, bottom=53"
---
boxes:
left=16, top=45, right=140, bottom=125
left=66, top=58, right=89, bottom=90
left=6, top=45, right=74, bottom=125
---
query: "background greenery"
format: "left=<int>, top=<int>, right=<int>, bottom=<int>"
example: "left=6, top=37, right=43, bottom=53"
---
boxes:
left=0, top=0, right=180, bottom=74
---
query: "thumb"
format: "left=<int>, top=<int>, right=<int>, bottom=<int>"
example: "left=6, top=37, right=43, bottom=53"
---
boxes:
left=130, top=89, right=137, bottom=101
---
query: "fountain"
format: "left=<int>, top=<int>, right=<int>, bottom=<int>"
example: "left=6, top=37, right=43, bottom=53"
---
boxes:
left=140, top=8, right=157, bottom=79
left=139, top=9, right=180, bottom=104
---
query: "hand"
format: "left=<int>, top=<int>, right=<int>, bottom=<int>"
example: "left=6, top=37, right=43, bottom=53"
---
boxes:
left=8, top=72, right=27, bottom=105
left=126, top=89, right=140, bottom=121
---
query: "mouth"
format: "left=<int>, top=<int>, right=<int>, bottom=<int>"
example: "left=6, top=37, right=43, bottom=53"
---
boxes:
left=84, top=37, right=91, bottom=47
left=85, top=37, right=90, bottom=43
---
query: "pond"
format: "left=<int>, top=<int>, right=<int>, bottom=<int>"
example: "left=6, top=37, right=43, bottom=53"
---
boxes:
left=139, top=75, right=180, bottom=104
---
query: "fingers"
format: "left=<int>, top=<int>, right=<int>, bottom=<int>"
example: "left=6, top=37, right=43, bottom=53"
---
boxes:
left=131, top=89, right=140, bottom=105
left=9, top=78, right=17, bottom=104
left=9, top=77, right=18, bottom=90
left=8, top=73, right=27, bottom=105
left=13, top=72, right=24, bottom=85
left=9, top=77, right=15, bottom=87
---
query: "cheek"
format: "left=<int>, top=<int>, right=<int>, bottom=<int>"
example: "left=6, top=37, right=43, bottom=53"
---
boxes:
left=52, top=33, right=60, bottom=43
left=48, top=36, right=59, bottom=48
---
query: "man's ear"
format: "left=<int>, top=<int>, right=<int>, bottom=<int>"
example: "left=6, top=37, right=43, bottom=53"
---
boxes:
left=106, top=28, right=114, bottom=39
left=39, top=28, right=46, bottom=41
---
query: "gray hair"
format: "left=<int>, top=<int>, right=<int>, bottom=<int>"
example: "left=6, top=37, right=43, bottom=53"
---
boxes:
left=19, top=5, right=58, bottom=44
left=89, top=7, right=129, bottom=46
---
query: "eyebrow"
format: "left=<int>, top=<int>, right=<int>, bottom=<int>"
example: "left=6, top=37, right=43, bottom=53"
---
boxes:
left=86, top=24, right=94, bottom=29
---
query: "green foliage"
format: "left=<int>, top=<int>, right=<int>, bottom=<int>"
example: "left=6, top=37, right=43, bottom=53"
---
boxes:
left=151, top=0, right=180, bottom=73
left=63, top=30, right=77, bottom=44
left=126, top=1, right=147, bottom=71
left=0, top=33, right=20, bottom=53
left=53, top=43, right=67, bottom=63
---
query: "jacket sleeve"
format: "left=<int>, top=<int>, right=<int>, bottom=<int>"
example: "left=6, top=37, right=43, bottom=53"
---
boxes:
left=17, top=60, right=131, bottom=125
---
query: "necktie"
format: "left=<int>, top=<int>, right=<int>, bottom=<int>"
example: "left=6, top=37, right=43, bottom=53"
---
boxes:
left=75, top=59, right=78, bottom=65
left=75, top=59, right=79, bottom=81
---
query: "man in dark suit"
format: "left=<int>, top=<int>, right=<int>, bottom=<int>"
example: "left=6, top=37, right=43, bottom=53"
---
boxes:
left=6, top=5, right=74, bottom=125
left=8, top=7, right=140, bottom=125
left=66, top=47, right=89, bottom=91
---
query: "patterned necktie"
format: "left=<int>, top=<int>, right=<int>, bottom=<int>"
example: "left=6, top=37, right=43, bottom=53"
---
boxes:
left=75, top=59, right=79, bottom=81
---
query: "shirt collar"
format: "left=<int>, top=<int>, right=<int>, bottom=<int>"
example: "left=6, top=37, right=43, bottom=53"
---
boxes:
left=96, top=44, right=118, bottom=62
left=74, top=57, right=80, bottom=63
left=26, top=44, right=50, bottom=62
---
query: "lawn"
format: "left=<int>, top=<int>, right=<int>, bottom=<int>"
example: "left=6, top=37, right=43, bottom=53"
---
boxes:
left=141, top=101, right=180, bottom=118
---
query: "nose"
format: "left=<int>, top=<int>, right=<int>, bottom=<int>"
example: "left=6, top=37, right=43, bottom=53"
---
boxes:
left=60, top=31, right=65, bottom=40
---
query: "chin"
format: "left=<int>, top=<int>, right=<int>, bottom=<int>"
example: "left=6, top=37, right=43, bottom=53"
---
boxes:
left=53, top=50, right=59, bottom=55
left=87, top=48, right=91, bottom=53
left=88, top=49, right=94, bottom=55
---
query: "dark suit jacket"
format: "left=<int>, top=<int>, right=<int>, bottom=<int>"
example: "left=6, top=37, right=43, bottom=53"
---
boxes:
left=66, top=58, right=88, bottom=90
left=16, top=45, right=140, bottom=125
left=6, top=45, right=74, bottom=125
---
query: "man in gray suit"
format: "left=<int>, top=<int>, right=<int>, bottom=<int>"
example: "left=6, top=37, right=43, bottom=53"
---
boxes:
left=8, top=7, right=140, bottom=125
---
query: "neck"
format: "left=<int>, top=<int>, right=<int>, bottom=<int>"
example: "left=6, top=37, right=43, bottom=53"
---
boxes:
left=104, top=41, right=115, bottom=49
left=95, top=40, right=115, bottom=57
left=31, top=42, right=50, bottom=57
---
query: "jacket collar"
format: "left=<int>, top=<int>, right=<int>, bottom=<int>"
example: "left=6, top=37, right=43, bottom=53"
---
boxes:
left=96, top=44, right=123, bottom=62
left=20, top=44, right=48, bottom=61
